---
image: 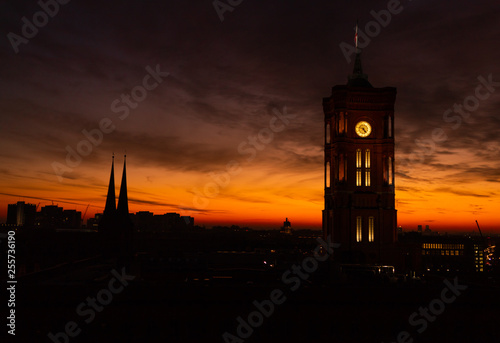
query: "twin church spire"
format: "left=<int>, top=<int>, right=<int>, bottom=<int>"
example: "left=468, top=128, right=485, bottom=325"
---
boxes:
left=100, top=155, right=133, bottom=236
left=103, top=154, right=129, bottom=216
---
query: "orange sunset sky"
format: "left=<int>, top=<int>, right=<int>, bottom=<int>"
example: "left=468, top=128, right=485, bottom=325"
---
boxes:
left=0, top=1, right=499, bottom=233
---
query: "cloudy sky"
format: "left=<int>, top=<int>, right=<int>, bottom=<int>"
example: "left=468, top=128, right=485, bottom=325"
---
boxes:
left=0, top=0, right=499, bottom=232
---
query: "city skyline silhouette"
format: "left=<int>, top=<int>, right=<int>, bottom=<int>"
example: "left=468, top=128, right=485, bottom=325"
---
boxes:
left=1, top=2, right=499, bottom=342
left=1, top=1, right=499, bottom=232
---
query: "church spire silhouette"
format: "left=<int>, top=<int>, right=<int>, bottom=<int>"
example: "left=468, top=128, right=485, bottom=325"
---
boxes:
left=117, top=155, right=129, bottom=215
left=104, top=154, right=116, bottom=214
left=99, top=154, right=134, bottom=265
left=116, top=154, right=134, bottom=242
left=99, top=155, right=117, bottom=235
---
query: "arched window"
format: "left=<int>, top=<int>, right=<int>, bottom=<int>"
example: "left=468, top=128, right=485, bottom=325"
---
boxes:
left=356, top=149, right=362, bottom=186
left=356, top=216, right=362, bottom=242
left=325, top=162, right=330, bottom=188
left=365, top=150, right=371, bottom=187
left=368, top=217, right=375, bottom=242
left=388, top=157, right=393, bottom=185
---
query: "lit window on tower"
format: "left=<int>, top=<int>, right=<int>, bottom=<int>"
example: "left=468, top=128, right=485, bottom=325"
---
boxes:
left=388, top=157, right=393, bottom=185
left=368, top=216, right=374, bottom=242
left=365, top=149, right=371, bottom=186
left=326, top=162, right=330, bottom=188
left=356, top=216, right=362, bottom=242
left=383, top=156, right=388, bottom=183
left=356, top=149, right=362, bottom=186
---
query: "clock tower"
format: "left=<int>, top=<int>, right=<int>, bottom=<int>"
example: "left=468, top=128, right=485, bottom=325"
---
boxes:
left=322, top=50, right=397, bottom=264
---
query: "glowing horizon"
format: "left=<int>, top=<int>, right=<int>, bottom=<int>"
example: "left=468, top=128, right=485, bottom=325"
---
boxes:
left=0, top=153, right=498, bottom=233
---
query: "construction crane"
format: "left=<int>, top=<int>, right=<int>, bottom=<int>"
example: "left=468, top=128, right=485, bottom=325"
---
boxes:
left=476, top=220, right=494, bottom=271
left=475, top=220, right=483, bottom=239
left=82, top=204, right=90, bottom=226
left=475, top=220, right=490, bottom=248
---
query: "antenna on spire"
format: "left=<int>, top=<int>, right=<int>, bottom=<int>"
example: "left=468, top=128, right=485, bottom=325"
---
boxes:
left=355, top=19, right=359, bottom=50
left=348, top=20, right=372, bottom=87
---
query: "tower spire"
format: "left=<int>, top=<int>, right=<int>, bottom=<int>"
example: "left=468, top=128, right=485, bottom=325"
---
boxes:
left=348, top=21, right=372, bottom=88
left=99, top=155, right=117, bottom=235
left=103, top=155, right=116, bottom=214
left=117, top=155, right=129, bottom=215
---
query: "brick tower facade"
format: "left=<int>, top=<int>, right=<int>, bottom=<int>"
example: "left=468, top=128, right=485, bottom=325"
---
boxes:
left=322, top=51, right=397, bottom=264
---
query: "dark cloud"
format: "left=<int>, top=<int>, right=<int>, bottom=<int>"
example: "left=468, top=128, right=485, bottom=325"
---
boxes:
left=0, top=0, right=499, bottom=227
left=434, top=187, right=491, bottom=198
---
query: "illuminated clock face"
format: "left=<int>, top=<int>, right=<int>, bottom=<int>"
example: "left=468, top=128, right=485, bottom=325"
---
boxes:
left=355, top=121, right=372, bottom=137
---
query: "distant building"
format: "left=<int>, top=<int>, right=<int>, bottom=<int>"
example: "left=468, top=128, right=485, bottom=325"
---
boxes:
left=281, top=218, right=292, bottom=234
left=92, top=210, right=194, bottom=233
left=399, top=232, right=490, bottom=273
left=7, top=204, right=16, bottom=225
left=62, top=209, right=82, bottom=229
left=36, top=205, right=64, bottom=229
left=181, top=216, right=195, bottom=229
left=133, top=211, right=154, bottom=232
left=164, top=213, right=181, bottom=230
left=6, top=201, right=84, bottom=229
left=87, top=213, right=102, bottom=230
left=6, top=201, right=37, bottom=227
left=423, top=225, right=434, bottom=235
